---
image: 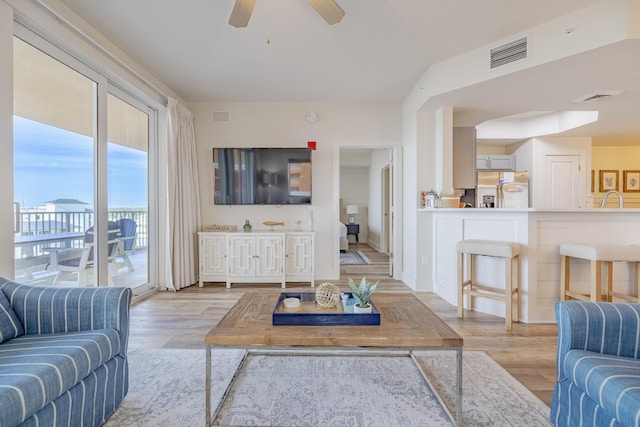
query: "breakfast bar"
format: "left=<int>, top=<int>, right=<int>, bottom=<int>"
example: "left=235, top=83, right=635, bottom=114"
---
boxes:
left=424, top=208, right=640, bottom=323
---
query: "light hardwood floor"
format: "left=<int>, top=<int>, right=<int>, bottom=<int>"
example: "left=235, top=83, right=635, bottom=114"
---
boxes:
left=130, top=244, right=557, bottom=406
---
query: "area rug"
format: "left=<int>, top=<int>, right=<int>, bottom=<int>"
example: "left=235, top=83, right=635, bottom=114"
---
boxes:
left=105, top=349, right=551, bottom=427
left=340, top=250, right=371, bottom=265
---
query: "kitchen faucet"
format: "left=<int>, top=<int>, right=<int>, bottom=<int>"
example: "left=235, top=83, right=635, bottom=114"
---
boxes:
left=600, top=189, right=624, bottom=208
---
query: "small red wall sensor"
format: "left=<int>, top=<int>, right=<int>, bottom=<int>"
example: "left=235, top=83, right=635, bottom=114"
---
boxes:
left=307, top=141, right=317, bottom=150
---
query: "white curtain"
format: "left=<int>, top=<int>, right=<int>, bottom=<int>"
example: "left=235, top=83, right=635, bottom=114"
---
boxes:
left=166, top=98, right=201, bottom=290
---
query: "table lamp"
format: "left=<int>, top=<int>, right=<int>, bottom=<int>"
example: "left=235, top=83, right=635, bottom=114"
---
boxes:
left=346, top=205, right=359, bottom=224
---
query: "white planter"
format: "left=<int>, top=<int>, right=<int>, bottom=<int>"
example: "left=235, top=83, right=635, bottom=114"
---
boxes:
left=353, top=303, right=372, bottom=313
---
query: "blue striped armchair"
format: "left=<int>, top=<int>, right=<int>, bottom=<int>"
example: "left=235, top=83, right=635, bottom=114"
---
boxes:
left=551, top=301, right=640, bottom=427
left=0, top=277, right=132, bottom=427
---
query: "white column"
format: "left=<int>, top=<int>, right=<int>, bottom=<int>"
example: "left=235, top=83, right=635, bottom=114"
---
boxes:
left=0, top=2, right=15, bottom=277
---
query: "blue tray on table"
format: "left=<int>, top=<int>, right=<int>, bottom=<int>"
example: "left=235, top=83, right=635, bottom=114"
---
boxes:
left=272, top=292, right=380, bottom=326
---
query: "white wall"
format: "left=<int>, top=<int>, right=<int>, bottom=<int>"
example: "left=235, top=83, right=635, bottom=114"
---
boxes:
left=477, top=145, right=508, bottom=155
left=189, top=101, right=402, bottom=281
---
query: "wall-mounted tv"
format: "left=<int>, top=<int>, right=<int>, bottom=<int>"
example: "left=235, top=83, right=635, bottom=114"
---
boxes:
left=213, top=148, right=312, bottom=205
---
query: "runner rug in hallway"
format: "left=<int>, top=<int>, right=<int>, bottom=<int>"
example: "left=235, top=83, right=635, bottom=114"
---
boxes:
left=339, top=250, right=370, bottom=265
left=105, top=349, right=551, bottom=427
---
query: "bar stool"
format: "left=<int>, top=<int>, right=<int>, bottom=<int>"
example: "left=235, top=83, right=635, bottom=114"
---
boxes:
left=559, top=243, right=640, bottom=303
left=457, top=239, right=520, bottom=330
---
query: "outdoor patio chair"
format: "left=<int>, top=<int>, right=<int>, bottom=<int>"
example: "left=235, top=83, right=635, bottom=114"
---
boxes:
left=83, top=221, right=121, bottom=264
left=113, top=218, right=136, bottom=272
left=47, top=221, right=121, bottom=285
left=48, top=245, right=92, bottom=285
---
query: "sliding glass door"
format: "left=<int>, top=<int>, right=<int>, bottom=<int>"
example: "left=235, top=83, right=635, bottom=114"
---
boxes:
left=13, top=29, right=155, bottom=291
left=107, top=92, right=150, bottom=290
left=13, top=36, right=97, bottom=286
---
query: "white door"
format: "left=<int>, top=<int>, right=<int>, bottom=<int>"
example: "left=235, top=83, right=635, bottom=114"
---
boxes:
left=544, top=155, right=581, bottom=208
left=382, top=164, right=393, bottom=276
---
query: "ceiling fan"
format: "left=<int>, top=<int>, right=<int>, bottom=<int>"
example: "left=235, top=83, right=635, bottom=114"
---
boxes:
left=228, top=0, right=345, bottom=27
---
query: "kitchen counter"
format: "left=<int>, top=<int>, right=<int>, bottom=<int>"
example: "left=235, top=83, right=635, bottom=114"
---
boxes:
left=423, top=208, right=640, bottom=323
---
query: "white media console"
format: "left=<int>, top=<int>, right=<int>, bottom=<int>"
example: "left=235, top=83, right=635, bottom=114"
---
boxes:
left=198, top=231, right=315, bottom=288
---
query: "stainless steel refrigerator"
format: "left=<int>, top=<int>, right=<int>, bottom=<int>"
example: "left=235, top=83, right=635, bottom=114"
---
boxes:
left=476, top=171, right=529, bottom=208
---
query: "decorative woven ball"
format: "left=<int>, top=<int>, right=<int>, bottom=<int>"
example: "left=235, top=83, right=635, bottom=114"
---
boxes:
left=315, top=282, right=341, bottom=308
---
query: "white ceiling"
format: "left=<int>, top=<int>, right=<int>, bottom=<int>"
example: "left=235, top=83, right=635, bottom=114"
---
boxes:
left=57, top=0, right=640, bottom=145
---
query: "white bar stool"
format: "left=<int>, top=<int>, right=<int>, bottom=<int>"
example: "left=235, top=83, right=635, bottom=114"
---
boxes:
left=559, top=243, right=640, bottom=302
left=456, top=239, right=521, bottom=330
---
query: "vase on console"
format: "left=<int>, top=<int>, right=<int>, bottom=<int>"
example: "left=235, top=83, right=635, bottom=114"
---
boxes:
left=307, top=208, right=314, bottom=231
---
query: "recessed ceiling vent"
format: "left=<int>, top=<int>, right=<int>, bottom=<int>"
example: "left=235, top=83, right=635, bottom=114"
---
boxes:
left=573, top=90, right=623, bottom=103
left=490, top=37, right=527, bottom=69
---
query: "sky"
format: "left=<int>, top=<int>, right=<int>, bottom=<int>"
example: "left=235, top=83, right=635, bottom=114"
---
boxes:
left=14, top=116, right=148, bottom=209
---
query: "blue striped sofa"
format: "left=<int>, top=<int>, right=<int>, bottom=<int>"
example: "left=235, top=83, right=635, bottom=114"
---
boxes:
left=0, top=277, right=132, bottom=427
left=551, top=301, right=640, bottom=427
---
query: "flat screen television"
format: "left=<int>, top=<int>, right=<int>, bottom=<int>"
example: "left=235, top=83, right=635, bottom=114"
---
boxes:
left=213, top=148, right=312, bottom=205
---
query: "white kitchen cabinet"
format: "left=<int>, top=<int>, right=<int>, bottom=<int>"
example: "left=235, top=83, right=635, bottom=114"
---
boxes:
left=198, top=233, right=228, bottom=286
left=476, top=155, right=515, bottom=171
left=198, top=231, right=315, bottom=288
left=285, top=232, right=315, bottom=287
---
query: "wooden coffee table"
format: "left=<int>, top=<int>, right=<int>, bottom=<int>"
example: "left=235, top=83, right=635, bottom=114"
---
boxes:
left=205, top=292, right=464, bottom=426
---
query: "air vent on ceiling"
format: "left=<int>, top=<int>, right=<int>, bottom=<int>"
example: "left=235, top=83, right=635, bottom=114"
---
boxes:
left=212, top=111, right=230, bottom=123
left=490, top=37, right=528, bottom=69
left=573, top=90, right=623, bottom=103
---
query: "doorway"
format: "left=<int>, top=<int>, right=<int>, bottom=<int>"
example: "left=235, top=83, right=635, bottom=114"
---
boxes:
left=338, top=147, right=395, bottom=278
left=544, top=154, right=582, bottom=208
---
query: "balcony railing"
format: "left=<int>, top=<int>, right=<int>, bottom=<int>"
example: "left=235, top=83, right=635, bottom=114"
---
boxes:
left=14, top=209, right=148, bottom=259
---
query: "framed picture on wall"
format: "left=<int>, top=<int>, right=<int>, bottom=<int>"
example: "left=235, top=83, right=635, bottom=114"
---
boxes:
left=623, top=170, right=640, bottom=192
left=599, top=170, right=618, bottom=192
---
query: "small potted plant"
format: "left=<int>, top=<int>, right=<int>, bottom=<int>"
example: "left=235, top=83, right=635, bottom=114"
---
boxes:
left=348, top=276, right=379, bottom=313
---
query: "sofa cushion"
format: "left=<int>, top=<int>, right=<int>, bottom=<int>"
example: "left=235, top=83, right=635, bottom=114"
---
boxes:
left=0, top=290, right=23, bottom=343
left=0, top=328, right=122, bottom=426
left=565, top=349, right=640, bottom=426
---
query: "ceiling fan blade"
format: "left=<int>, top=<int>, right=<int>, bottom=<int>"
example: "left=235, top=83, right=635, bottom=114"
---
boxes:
left=228, top=0, right=256, bottom=28
left=307, top=0, right=345, bottom=25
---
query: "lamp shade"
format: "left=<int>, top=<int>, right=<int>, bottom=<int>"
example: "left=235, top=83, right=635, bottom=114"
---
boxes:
left=346, top=205, right=359, bottom=215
